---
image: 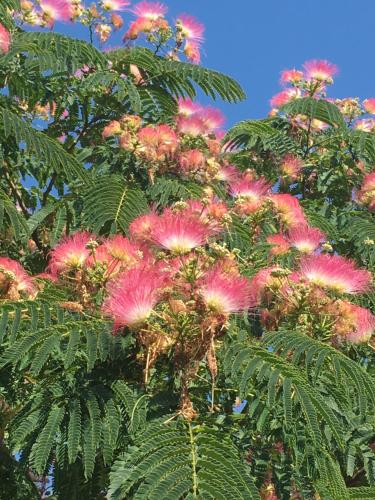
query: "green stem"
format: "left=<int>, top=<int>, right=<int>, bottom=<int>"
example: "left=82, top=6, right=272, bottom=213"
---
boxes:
left=188, top=422, right=198, bottom=497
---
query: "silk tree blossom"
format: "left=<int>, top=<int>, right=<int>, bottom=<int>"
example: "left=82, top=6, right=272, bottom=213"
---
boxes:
left=303, top=59, right=338, bottom=83
left=363, top=99, right=375, bottom=114
left=230, top=177, right=271, bottom=199
left=342, top=303, right=375, bottom=344
left=150, top=211, right=214, bottom=254
left=131, top=1, right=167, bottom=19
left=297, top=254, right=371, bottom=294
left=357, top=172, right=375, bottom=210
left=48, top=231, right=93, bottom=275
left=103, top=235, right=142, bottom=265
left=328, top=300, right=375, bottom=344
left=280, top=69, right=303, bottom=85
left=177, top=98, right=202, bottom=117
left=176, top=14, right=205, bottom=44
left=137, top=124, right=178, bottom=161
left=39, top=0, right=74, bottom=25
left=184, top=42, right=200, bottom=64
left=267, top=234, right=290, bottom=255
left=199, top=268, right=253, bottom=314
left=270, top=194, right=307, bottom=228
left=101, top=0, right=130, bottom=10
left=0, top=23, right=10, bottom=54
left=129, top=213, right=160, bottom=241
left=0, top=257, right=36, bottom=299
left=288, top=226, right=326, bottom=253
left=354, top=118, right=375, bottom=133
left=270, top=88, right=301, bottom=108
left=280, top=154, right=303, bottom=180
left=103, top=266, right=166, bottom=329
left=200, top=107, right=225, bottom=131
left=177, top=116, right=206, bottom=136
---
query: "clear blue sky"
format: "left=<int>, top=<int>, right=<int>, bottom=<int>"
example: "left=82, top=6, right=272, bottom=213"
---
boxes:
left=57, top=0, right=375, bottom=128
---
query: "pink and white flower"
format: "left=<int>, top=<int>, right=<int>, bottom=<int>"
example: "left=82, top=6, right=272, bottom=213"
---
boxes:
left=288, top=226, right=325, bottom=253
left=199, top=268, right=253, bottom=314
left=48, top=231, right=93, bottom=274
left=150, top=211, right=213, bottom=254
left=297, top=254, right=371, bottom=294
left=103, top=266, right=166, bottom=328
left=39, top=0, right=74, bottom=25
left=303, top=59, right=338, bottom=83
left=280, top=69, right=303, bottom=85
left=176, top=14, right=204, bottom=44
left=131, top=1, right=167, bottom=19
left=0, top=257, right=36, bottom=298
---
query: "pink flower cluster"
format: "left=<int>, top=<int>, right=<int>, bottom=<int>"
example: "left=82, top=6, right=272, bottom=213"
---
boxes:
left=45, top=200, right=252, bottom=330
left=18, top=2, right=205, bottom=62
left=0, top=257, right=36, bottom=300
left=250, top=251, right=374, bottom=345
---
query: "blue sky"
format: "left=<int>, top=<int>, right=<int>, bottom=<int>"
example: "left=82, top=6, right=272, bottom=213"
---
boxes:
left=58, top=0, right=375, bottom=128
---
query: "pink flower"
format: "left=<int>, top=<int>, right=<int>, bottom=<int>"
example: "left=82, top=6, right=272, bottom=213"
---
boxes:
left=0, top=23, right=10, bottom=54
left=39, top=0, right=73, bottom=25
left=216, top=165, right=240, bottom=183
left=267, top=234, right=290, bottom=255
left=230, top=178, right=271, bottom=199
left=103, top=235, right=141, bottom=266
left=344, top=303, right=375, bottom=344
left=357, top=172, right=375, bottom=210
left=270, top=194, right=307, bottom=228
left=178, top=149, right=205, bottom=174
left=184, top=41, right=201, bottom=64
left=0, top=257, right=36, bottom=298
left=280, top=69, right=303, bottom=85
left=48, top=231, right=94, bottom=274
left=200, top=107, right=225, bottom=131
left=177, top=116, right=205, bottom=136
left=150, top=211, right=213, bottom=254
left=363, top=99, right=375, bottom=114
left=137, top=124, right=178, bottom=161
left=177, top=98, right=202, bottom=117
left=298, top=254, right=371, bottom=294
left=280, top=154, right=303, bottom=180
left=270, top=88, right=301, bottom=108
left=103, top=266, right=166, bottom=328
left=132, top=1, right=167, bottom=19
left=199, top=268, right=253, bottom=314
left=176, top=14, right=204, bottom=44
left=288, top=226, right=325, bottom=253
left=102, top=120, right=122, bottom=138
left=129, top=213, right=160, bottom=241
left=102, top=0, right=130, bottom=10
left=355, top=118, right=375, bottom=133
left=303, top=59, right=338, bottom=83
